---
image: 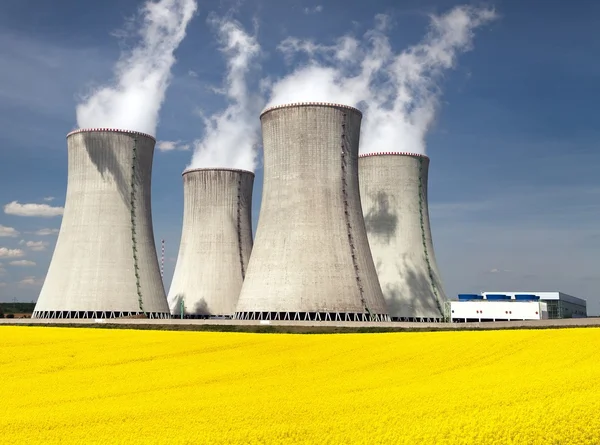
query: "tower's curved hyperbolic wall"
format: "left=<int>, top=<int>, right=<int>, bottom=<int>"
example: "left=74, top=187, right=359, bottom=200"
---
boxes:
left=168, top=168, right=254, bottom=317
left=235, top=103, right=389, bottom=322
left=33, top=129, right=169, bottom=319
left=359, top=152, right=447, bottom=321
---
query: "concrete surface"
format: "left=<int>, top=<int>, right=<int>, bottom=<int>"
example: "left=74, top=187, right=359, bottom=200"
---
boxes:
left=168, top=168, right=254, bottom=316
left=235, top=103, right=388, bottom=318
left=359, top=153, right=447, bottom=320
left=34, top=129, right=169, bottom=317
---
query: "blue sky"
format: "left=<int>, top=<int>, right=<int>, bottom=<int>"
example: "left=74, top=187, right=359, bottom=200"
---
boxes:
left=1, top=0, right=599, bottom=315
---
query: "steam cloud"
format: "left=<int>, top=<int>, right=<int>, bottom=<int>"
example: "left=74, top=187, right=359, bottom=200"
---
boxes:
left=76, top=0, right=197, bottom=136
left=267, top=5, right=497, bottom=155
left=187, top=16, right=262, bottom=172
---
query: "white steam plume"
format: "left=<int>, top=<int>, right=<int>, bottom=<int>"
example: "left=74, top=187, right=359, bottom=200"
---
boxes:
left=187, top=16, right=262, bottom=172
left=76, top=0, right=198, bottom=136
left=267, top=5, right=497, bottom=155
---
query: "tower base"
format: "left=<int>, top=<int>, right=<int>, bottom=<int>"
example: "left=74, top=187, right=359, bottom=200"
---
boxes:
left=31, top=311, right=171, bottom=319
left=234, top=311, right=390, bottom=322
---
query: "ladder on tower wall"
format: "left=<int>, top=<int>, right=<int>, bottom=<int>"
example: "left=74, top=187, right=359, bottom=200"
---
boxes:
left=130, top=136, right=146, bottom=316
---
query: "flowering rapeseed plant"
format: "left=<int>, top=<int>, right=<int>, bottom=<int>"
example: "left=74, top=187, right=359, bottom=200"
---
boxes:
left=1, top=327, right=599, bottom=444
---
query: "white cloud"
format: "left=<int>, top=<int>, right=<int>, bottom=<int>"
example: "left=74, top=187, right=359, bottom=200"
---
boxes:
left=156, top=140, right=190, bottom=151
left=24, top=241, right=48, bottom=251
left=18, top=276, right=44, bottom=287
left=33, top=228, right=59, bottom=236
left=43, top=196, right=55, bottom=202
left=4, top=201, right=63, bottom=217
left=188, top=70, right=198, bottom=77
left=9, top=260, right=36, bottom=267
left=0, top=282, right=6, bottom=287
left=268, top=5, right=497, bottom=155
left=76, top=0, right=198, bottom=136
left=0, top=248, right=25, bottom=258
left=0, top=225, right=19, bottom=237
left=188, top=15, right=263, bottom=172
left=303, top=5, right=323, bottom=14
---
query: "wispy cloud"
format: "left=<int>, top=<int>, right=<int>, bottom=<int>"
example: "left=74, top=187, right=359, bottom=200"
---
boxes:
left=21, top=241, right=48, bottom=252
left=42, top=197, right=55, bottom=202
left=303, top=5, right=323, bottom=14
left=18, top=276, right=44, bottom=287
left=9, top=260, right=36, bottom=267
left=33, top=228, right=59, bottom=236
left=187, top=15, right=263, bottom=172
left=0, top=225, right=19, bottom=237
left=4, top=201, right=64, bottom=217
left=0, top=248, right=25, bottom=258
left=76, top=0, right=198, bottom=136
left=268, top=5, right=497, bottom=155
left=156, top=140, right=190, bottom=151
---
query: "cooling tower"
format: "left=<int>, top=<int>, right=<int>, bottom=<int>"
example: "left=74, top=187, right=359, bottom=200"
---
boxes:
left=359, top=152, right=447, bottom=321
left=168, top=168, right=254, bottom=317
left=33, top=128, right=169, bottom=319
left=235, top=102, right=389, bottom=322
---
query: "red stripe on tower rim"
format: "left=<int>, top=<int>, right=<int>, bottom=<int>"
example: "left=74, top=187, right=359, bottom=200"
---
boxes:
left=358, top=151, right=429, bottom=159
left=260, top=102, right=362, bottom=118
left=182, top=167, right=255, bottom=177
left=66, top=128, right=156, bottom=142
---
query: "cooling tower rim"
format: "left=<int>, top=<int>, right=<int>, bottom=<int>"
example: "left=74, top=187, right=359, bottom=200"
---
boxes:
left=359, top=151, right=429, bottom=159
left=182, top=167, right=255, bottom=177
left=66, top=128, right=156, bottom=141
left=260, top=102, right=362, bottom=118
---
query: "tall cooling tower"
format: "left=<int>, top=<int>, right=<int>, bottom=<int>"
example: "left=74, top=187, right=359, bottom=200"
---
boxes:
left=33, top=128, right=169, bottom=319
left=168, top=168, right=254, bottom=318
left=235, top=102, right=389, bottom=322
left=359, top=152, right=447, bottom=322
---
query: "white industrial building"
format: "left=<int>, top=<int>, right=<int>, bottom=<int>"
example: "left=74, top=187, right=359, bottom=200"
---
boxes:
left=450, top=292, right=587, bottom=322
left=482, top=292, right=587, bottom=319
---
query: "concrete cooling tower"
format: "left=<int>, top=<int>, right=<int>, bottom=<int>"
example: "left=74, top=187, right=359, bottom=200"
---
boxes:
left=33, top=128, right=169, bottom=319
left=359, top=152, right=447, bottom=322
left=235, top=102, right=389, bottom=322
left=168, top=168, right=254, bottom=318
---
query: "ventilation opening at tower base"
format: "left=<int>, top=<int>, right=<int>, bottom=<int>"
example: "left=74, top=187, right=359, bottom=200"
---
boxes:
left=175, top=313, right=235, bottom=320
left=234, top=311, right=391, bottom=322
left=390, top=316, right=444, bottom=323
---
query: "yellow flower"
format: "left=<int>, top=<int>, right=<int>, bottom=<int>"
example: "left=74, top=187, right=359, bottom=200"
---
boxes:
left=1, top=327, right=599, bottom=444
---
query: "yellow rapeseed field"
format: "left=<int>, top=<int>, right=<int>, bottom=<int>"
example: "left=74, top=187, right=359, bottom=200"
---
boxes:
left=1, top=327, right=599, bottom=444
